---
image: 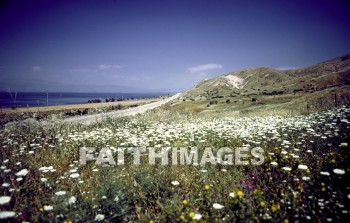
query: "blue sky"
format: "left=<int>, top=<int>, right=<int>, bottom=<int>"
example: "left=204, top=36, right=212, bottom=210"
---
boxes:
left=0, top=0, right=350, bottom=92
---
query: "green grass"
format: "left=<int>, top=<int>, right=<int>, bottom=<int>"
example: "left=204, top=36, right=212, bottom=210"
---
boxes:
left=1, top=103, right=350, bottom=222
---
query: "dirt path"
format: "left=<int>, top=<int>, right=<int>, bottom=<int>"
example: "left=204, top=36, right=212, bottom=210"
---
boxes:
left=61, top=93, right=181, bottom=124
left=2, top=98, right=161, bottom=114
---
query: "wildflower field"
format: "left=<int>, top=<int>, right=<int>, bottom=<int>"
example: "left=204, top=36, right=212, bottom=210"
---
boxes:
left=0, top=106, right=349, bottom=222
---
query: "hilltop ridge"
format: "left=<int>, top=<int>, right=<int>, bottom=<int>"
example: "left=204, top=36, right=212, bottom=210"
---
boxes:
left=184, top=54, right=350, bottom=99
left=175, top=54, right=350, bottom=115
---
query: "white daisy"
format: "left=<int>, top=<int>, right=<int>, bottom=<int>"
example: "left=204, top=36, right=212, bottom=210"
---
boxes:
left=171, top=181, right=180, bottom=186
left=320, top=171, right=330, bottom=176
left=0, top=196, right=11, bottom=205
left=0, top=211, right=16, bottom=219
left=68, top=196, right=77, bottom=204
left=95, top=214, right=105, bottom=221
left=298, top=164, right=308, bottom=170
left=213, top=203, right=224, bottom=209
left=282, top=167, right=292, bottom=171
left=302, top=176, right=311, bottom=181
left=44, top=205, right=53, bottom=211
left=193, top=213, right=202, bottom=220
left=70, top=173, right=80, bottom=178
left=333, top=169, right=345, bottom=175
left=55, top=191, right=66, bottom=196
left=15, top=169, right=29, bottom=177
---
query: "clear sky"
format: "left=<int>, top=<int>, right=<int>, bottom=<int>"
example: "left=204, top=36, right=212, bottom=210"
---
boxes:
left=1, top=0, right=350, bottom=92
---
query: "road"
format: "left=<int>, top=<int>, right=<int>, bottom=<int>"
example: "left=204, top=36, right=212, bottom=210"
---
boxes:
left=61, top=93, right=181, bottom=124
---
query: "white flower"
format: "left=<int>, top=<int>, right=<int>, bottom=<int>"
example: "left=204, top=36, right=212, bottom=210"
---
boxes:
left=55, top=191, right=66, bottom=196
left=41, top=178, right=47, bottom=183
left=302, top=176, right=311, bottom=181
left=68, top=196, right=77, bottom=204
left=320, top=171, right=330, bottom=176
left=298, top=164, right=308, bottom=170
left=2, top=183, right=9, bottom=187
left=213, top=203, right=224, bottom=209
left=15, top=169, right=29, bottom=177
left=95, top=214, right=105, bottom=221
left=39, top=166, right=54, bottom=172
left=44, top=205, right=53, bottom=211
left=340, top=142, right=348, bottom=148
left=0, top=196, right=11, bottom=205
left=193, top=213, right=202, bottom=220
left=270, top=161, right=278, bottom=166
left=229, top=192, right=235, bottom=198
left=333, top=169, right=345, bottom=175
left=282, top=167, right=292, bottom=171
left=114, top=196, right=119, bottom=202
left=171, top=181, right=180, bottom=186
left=70, top=173, right=80, bottom=178
left=0, top=211, right=16, bottom=219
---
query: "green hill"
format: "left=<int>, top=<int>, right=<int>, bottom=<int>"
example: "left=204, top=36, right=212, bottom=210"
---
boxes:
left=174, top=54, right=350, bottom=115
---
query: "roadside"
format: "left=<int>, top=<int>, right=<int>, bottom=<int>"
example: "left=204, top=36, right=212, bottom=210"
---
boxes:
left=61, top=93, right=181, bottom=124
left=0, top=96, right=171, bottom=126
left=2, top=93, right=181, bottom=128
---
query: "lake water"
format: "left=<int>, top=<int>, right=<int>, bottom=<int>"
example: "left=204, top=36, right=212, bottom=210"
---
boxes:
left=0, top=92, right=164, bottom=108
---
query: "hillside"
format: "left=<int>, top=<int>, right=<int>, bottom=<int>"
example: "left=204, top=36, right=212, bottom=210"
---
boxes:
left=174, top=54, right=350, bottom=115
left=185, top=54, right=350, bottom=98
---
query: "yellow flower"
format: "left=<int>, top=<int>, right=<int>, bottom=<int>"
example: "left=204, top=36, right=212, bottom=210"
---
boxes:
left=189, top=212, right=195, bottom=218
left=284, top=219, right=289, bottom=223
left=260, top=201, right=266, bottom=207
left=204, top=184, right=210, bottom=190
left=180, top=215, right=186, bottom=221
left=39, top=207, right=44, bottom=212
left=237, top=190, right=244, bottom=198
left=182, top=200, right=188, bottom=205
left=293, top=193, right=298, bottom=199
left=149, top=221, right=154, bottom=223
left=271, top=203, right=280, bottom=212
left=322, top=187, right=326, bottom=192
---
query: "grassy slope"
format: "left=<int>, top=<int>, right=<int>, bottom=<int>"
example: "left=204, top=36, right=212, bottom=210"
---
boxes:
left=177, top=54, right=350, bottom=116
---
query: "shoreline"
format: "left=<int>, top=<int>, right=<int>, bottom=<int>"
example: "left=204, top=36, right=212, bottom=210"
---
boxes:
left=1, top=93, right=181, bottom=127
left=0, top=94, right=180, bottom=126
left=1, top=97, right=166, bottom=114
